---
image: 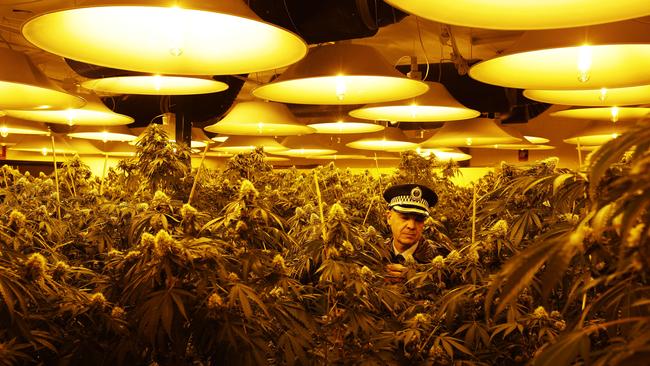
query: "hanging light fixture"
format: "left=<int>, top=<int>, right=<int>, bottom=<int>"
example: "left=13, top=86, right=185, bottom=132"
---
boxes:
left=67, top=125, right=137, bottom=142
left=306, top=143, right=369, bottom=160
left=384, top=0, right=650, bottom=30
left=421, top=118, right=522, bottom=148
left=0, top=48, right=85, bottom=110
left=417, top=147, right=472, bottom=162
left=0, top=117, right=49, bottom=137
left=12, top=134, right=101, bottom=155
left=92, top=141, right=137, bottom=157
left=508, top=123, right=550, bottom=144
left=252, top=43, right=429, bottom=105
left=211, top=135, right=229, bottom=143
left=306, top=115, right=385, bottom=134
left=524, top=85, right=650, bottom=106
left=274, top=135, right=338, bottom=157
left=81, top=75, right=228, bottom=95
left=550, top=106, right=650, bottom=122
left=476, top=125, right=555, bottom=150
left=6, top=92, right=133, bottom=126
left=22, top=0, right=307, bottom=75
left=563, top=121, right=632, bottom=145
left=211, top=135, right=288, bottom=154
left=204, top=101, right=315, bottom=136
left=349, top=81, right=480, bottom=122
left=346, top=127, right=419, bottom=151
left=469, top=20, right=650, bottom=90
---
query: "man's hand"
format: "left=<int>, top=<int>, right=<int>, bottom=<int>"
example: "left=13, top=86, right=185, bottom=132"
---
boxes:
left=385, top=263, right=408, bottom=283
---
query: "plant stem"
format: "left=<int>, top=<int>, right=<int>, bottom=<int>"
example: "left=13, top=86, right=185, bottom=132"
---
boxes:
left=313, top=172, right=327, bottom=241
left=51, top=134, right=61, bottom=220
left=100, top=153, right=108, bottom=195
left=472, top=183, right=477, bottom=244
left=188, top=144, right=210, bottom=205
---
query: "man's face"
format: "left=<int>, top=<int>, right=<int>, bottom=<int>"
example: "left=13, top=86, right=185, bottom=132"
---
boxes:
left=386, top=209, right=426, bottom=248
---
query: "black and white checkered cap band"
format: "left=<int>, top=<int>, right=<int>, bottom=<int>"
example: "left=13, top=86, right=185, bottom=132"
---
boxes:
left=389, top=195, right=429, bottom=216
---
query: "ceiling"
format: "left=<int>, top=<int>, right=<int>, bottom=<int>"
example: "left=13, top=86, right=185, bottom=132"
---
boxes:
left=0, top=0, right=539, bottom=131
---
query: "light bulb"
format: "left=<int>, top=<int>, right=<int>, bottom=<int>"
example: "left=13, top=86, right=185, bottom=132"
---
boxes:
left=173, top=147, right=177, bottom=153
left=167, top=6, right=185, bottom=57
left=66, top=109, right=76, bottom=126
left=389, top=120, right=398, bottom=125
left=257, top=121, right=264, bottom=134
left=612, top=133, right=619, bottom=139
left=153, top=74, right=163, bottom=91
left=577, top=45, right=592, bottom=83
left=102, top=131, right=109, bottom=143
left=610, top=106, right=619, bottom=123
left=466, top=137, right=473, bottom=146
left=416, top=146, right=422, bottom=154
left=599, top=87, right=608, bottom=102
left=410, top=103, right=418, bottom=119
left=41, top=147, right=48, bottom=156
left=335, top=75, right=346, bottom=101
left=0, top=127, right=8, bottom=138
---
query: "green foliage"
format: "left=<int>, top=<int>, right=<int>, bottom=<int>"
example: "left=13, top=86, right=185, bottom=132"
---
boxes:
left=0, top=122, right=648, bottom=365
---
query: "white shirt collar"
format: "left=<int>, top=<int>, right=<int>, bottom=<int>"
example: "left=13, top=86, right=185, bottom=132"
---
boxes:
left=393, top=241, right=418, bottom=263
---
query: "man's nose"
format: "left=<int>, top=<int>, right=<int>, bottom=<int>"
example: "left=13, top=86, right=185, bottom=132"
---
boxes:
left=406, top=218, right=416, bottom=228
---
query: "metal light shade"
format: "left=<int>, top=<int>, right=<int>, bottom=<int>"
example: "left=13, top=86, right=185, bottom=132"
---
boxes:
left=349, top=81, right=480, bottom=122
left=563, top=121, right=632, bottom=145
left=67, top=125, right=137, bottom=142
left=578, top=145, right=601, bottom=152
left=550, top=106, right=650, bottom=122
left=421, top=118, right=522, bottom=148
left=188, top=127, right=213, bottom=148
left=22, top=0, right=307, bottom=75
left=418, top=147, right=472, bottom=162
left=306, top=144, right=368, bottom=160
left=81, top=75, right=228, bottom=95
left=0, top=48, right=85, bottom=110
left=384, top=0, right=650, bottom=30
left=469, top=20, right=650, bottom=90
left=274, top=135, right=337, bottom=157
left=211, top=135, right=229, bottom=143
left=346, top=127, right=419, bottom=151
left=204, top=101, right=315, bottom=136
left=306, top=115, right=385, bottom=134
left=524, top=85, right=650, bottom=106
left=252, top=43, right=429, bottom=105
left=6, top=93, right=133, bottom=126
left=480, top=125, right=554, bottom=150
left=92, top=141, right=137, bottom=157
left=211, top=135, right=288, bottom=153
left=0, top=117, right=49, bottom=137
left=12, top=135, right=102, bottom=155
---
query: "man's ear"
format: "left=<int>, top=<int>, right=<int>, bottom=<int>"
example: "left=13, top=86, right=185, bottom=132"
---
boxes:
left=385, top=210, right=392, bottom=222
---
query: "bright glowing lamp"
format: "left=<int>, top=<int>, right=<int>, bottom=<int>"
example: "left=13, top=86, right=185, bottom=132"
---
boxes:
left=349, top=81, right=479, bottom=122
left=204, top=101, right=315, bottom=136
left=346, top=127, right=418, bottom=151
left=306, top=144, right=368, bottom=160
left=252, top=43, right=429, bottom=105
left=82, top=75, right=228, bottom=95
left=0, top=48, right=85, bottom=110
left=211, top=135, right=229, bottom=143
left=384, top=0, right=650, bottom=30
left=67, top=125, right=137, bottom=142
left=12, top=135, right=101, bottom=155
left=478, top=125, right=554, bottom=150
left=6, top=93, right=133, bottom=126
left=306, top=115, right=385, bottom=134
left=417, top=147, right=472, bottom=162
left=421, top=118, right=522, bottom=148
left=93, top=141, right=137, bottom=157
left=563, top=121, right=632, bottom=145
left=22, top=0, right=307, bottom=75
left=524, top=85, right=650, bottom=106
left=469, top=20, right=650, bottom=90
left=211, top=135, right=288, bottom=154
left=550, top=107, right=650, bottom=122
left=0, top=117, right=49, bottom=137
left=274, top=135, right=337, bottom=157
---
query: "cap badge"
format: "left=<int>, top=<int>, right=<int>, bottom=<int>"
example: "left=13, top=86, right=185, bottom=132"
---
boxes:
left=410, top=186, right=422, bottom=200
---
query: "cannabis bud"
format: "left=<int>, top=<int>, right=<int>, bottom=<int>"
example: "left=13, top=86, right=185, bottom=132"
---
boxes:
left=431, top=255, right=445, bottom=269
left=207, top=293, right=224, bottom=309
left=180, top=203, right=197, bottom=220
left=272, top=254, right=286, bottom=271
left=327, top=202, right=347, bottom=221
left=154, top=230, right=175, bottom=257
left=239, top=179, right=259, bottom=200
left=532, top=306, right=548, bottom=319
left=111, top=306, right=126, bottom=319
left=445, top=250, right=461, bottom=263
left=24, top=253, right=48, bottom=280
left=151, top=190, right=170, bottom=208
left=8, top=210, right=26, bottom=230
left=89, top=292, right=107, bottom=309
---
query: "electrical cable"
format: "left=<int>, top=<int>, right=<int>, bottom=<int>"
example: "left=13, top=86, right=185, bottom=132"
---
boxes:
left=415, top=17, right=430, bottom=81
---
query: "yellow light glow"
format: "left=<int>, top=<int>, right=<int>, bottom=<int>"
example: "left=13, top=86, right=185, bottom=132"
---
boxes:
left=22, top=3, right=307, bottom=75
left=211, top=135, right=288, bottom=153
left=346, top=128, right=418, bottom=151
left=564, top=121, right=631, bottom=145
left=475, top=143, right=555, bottom=150
left=384, top=0, right=650, bottom=30
left=67, top=125, right=137, bottom=142
left=0, top=127, right=7, bottom=138
left=6, top=93, right=133, bottom=126
left=550, top=107, right=650, bottom=121
left=0, top=48, right=86, bottom=110
left=307, top=119, right=385, bottom=134
left=252, top=43, right=428, bottom=105
left=82, top=75, right=228, bottom=95
left=469, top=20, right=650, bottom=90
left=41, top=147, right=48, bottom=156
left=421, top=118, right=522, bottom=148
left=523, top=135, right=550, bottom=144
left=204, top=101, right=315, bottom=136
left=0, top=117, right=49, bottom=136
left=577, top=45, right=592, bottom=83
left=524, top=84, right=650, bottom=106
left=349, top=81, right=479, bottom=122
left=419, top=148, right=472, bottom=161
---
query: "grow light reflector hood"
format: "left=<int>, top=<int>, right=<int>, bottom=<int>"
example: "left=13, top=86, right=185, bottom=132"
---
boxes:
left=22, top=0, right=307, bottom=75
